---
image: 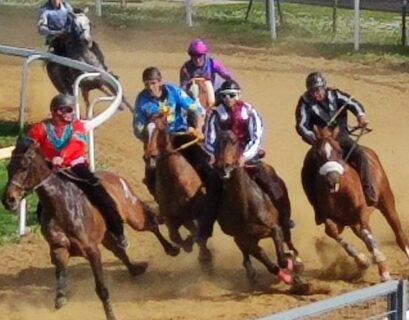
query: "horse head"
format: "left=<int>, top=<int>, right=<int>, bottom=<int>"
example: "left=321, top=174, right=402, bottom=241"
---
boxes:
left=67, top=8, right=93, bottom=48
left=214, top=129, right=242, bottom=179
left=1, top=137, right=51, bottom=212
left=142, top=113, right=171, bottom=169
left=313, top=126, right=345, bottom=193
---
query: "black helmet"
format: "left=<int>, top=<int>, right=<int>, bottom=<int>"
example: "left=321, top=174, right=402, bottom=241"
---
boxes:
left=142, top=67, right=162, bottom=82
left=50, top=94, right=75, bottom=110
left=306, top=72, right=327, bottom=90
left=217, top=80, right=241, bottom=96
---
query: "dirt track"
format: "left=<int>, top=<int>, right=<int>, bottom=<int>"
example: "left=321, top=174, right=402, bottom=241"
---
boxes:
left=1, top=8, right=409, bottom=320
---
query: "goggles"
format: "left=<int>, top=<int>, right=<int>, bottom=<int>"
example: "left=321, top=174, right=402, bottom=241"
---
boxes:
left=57, top=106, right=74, bottom=114
left=221, top=93, right=238, bottom=99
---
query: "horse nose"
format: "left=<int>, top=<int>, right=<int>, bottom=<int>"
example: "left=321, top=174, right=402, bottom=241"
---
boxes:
left=1, top=192, right=17, bottom=211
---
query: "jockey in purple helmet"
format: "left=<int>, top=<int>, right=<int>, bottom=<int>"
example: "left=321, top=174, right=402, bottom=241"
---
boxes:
left=180, top=38, right=233, bottom=92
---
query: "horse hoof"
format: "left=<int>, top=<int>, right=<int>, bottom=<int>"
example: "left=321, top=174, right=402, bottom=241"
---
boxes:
left=373, top=250, right=387, bottom=263
left=166, top=246, right=181, bottom=257
left=182, top=236, right=194, bottom=253
left=381, top=271, right=391, bottom=282
left=130, top=262, right=148, bottom=277
left=293, top=258, right=305, bottom=274
left=355, top=253, right=371, bottom=269
left=55, top=296, right=67, bottom=309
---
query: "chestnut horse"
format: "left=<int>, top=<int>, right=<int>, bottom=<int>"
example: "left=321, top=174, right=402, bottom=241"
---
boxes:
left=142, top=113, right=212, bottom=265
left=304, top=126, right=409, bottom=281
left=214, top=129, right=303, bottom=285
left=1, top=138, right=179, bottom=320
left=189, top=77, right=215, bottom=112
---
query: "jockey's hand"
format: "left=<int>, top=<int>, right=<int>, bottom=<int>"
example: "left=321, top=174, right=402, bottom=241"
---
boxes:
left=357, top=115, right=369, bottom=128
left=187, top=127, right=204, bottom=140
left=52, top=156, right=64, bottom=167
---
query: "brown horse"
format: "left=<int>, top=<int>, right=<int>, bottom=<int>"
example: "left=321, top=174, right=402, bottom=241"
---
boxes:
left=1, top=138, right=179, bottom=320
left=214, top=129, right=303, bottom=285
left=189, top=77, right=215, bottom=112
left=142, top=113, right=212, bottom=265
left=304, top=126, right=409, bottom=281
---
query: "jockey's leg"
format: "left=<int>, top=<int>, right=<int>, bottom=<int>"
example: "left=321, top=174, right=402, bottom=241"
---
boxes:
left=301, top=149, right=323, bottom=224
left=249, top=163, right=295, bottom=229
left=339, top=137, right=376, bottom=205
left=69, top=164, right=128, bottom=249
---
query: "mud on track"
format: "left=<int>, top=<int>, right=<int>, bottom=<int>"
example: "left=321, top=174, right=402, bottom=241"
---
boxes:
left=1, top=8, right=409, bottom=320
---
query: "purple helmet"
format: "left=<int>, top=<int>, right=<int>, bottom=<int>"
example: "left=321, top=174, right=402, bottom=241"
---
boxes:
left=188, top=39, right=208, bottom=56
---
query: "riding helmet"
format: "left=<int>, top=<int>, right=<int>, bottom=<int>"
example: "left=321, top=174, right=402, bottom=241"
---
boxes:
left=217, top=80, right=241, bottom=95
left=305, top=72, right=327, bottom=90
left=188, top=39, right=208, bottom=56
left=142, top=67, right=162, bottom=82
left=50, top=93, right=75, bottom=110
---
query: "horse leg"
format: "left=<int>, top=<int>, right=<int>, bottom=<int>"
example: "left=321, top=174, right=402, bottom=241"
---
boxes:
left=325, top=219, right=370, bottom=269
left=359, top=227, right=390, bottom=281
left=81, top=87, right=91, bottom=113
left=167, top=221, right=193, bottom=253
left=184, top=220, right=212, bottom=265
left=86, top=245, right=116, bottom=320
left=377, top=190, right=409, bottom=260
left=234, top=238, right=256, bottom=285
left=98, top=86, right=133, bottom=113
left=147, top=225, right=181, bottom=257
left=246, top=239, right=293, bottom=285
left=102, top=233, right=148, bottom=277
left=50, top=247, right=70, bottom=309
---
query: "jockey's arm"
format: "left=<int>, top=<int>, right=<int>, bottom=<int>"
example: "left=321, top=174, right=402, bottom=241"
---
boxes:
left=202, top=111, right=218, bottom=161
left=336, top=89, right=366, bottom=119
left=59, top=123, right=87, bottom=167
left=37, top=9, right=51, bottom=36
left=133, top=95, right=146, bottom=140
left=242, top=107, right=263, bottom=161
left=177, top=86, right=205, bottom=130
left=295, top=97, right=316, bottom=145
left=212, top=59, right=232, bottom=81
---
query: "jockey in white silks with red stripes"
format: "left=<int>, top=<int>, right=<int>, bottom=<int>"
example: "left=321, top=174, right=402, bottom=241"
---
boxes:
left=203, top=80, right=295, bottom=232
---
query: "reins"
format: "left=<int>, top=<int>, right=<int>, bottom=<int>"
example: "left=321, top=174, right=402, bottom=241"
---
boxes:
left=344, top=126, right=373, bottom=162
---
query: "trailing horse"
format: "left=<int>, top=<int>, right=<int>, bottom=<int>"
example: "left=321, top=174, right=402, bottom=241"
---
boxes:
left=303, top=126, right=409, bottom=281
left=188, top=77, right=215, bottom=112
left=214, top=129, right=303, bottom=286
left=1, top=138, right=179, bottom=320
left=46, top=8, right=132, bottom=111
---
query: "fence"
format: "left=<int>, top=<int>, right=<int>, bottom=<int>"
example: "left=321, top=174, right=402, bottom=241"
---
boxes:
left=258, top=280, right=407, bottom=320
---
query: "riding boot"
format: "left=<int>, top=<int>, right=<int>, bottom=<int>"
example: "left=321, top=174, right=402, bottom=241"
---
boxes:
left=69, top=164, right=128, bottom=249
left=196, top=164, right=221, bottom=243
left=339, top=139, right=377, bottom=206
left=302, top=149, right=323, bottom=225
left=250, top=163, right=295, bottom=229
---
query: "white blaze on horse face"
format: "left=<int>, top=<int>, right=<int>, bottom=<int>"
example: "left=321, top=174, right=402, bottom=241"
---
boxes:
left=324, top=142, right=332, bottom=159
left=147, top=122, right=156, bottom=144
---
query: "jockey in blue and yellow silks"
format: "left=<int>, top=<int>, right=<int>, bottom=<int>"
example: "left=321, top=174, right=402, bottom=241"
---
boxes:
left=133, top=67, right=204, bottom=140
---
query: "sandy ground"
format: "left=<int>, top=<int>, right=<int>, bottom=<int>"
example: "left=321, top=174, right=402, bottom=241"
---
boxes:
left=1, top=9, right=409, bottom=320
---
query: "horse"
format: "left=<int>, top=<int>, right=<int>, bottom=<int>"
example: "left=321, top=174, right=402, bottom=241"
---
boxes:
left=213, top=129, right=303, bottom=286
left=304, top=126, right=409, bottom=281
left=142, top=113, right=213, bottom=265
left=46, top=8, right=132, bottom=111
left=1, top=138, right=179, bottom=320
left=188, top=77, right=215, bottom=112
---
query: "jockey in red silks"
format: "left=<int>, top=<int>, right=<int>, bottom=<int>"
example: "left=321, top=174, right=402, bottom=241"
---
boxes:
left=180, top=38, right=233, bottom=92
left=27, top=93, right=128, bottom=249
left=202, top=80, right=295, bottom=241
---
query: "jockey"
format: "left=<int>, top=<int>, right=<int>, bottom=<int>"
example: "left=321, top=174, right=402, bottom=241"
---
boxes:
left=180, top=38, right=233, bottom=92
left=203, top=80, right=295, bottom=234
left=38, top=0, right=73, bottom=54
left=27, top=93, right=128, bottom=249
left=295, top=72, right=376, bottom=223
left=133, top=66, right=206, bottom=193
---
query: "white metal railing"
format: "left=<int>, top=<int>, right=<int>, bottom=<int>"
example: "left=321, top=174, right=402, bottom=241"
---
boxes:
left=0, top=44, right=123, bottom=235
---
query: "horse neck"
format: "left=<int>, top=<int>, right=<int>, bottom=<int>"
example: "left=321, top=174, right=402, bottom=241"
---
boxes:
left=223, top=167, right=249, bottom=208
left=35, top=173, right=84, bottom=223
left=157, top=129, right=174, bottom=154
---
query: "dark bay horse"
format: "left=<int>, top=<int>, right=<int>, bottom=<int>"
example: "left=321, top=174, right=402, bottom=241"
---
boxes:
left=304, top=126, right=409, bottom=281
left=46, top=8, right=132, bottom=111
left=214, top=129, right=303, bottom=286
left=1, top=138, right=179, bottom=320
left=189, top=77, right=215, bottom=112
left=142, top=113, right=212, bottom=265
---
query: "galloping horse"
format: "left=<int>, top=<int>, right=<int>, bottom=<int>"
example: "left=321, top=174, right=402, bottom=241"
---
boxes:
left=46, top=8, right=132, bottom=111
left=214, top=129, right=303, bottom=285
left=1, top=138, right=179, bottom=320
left=305, top=126, right=409, bottom=281
left=142, top=113, right=212, bottom=265
left=189, top=77, right=215, bottom=112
